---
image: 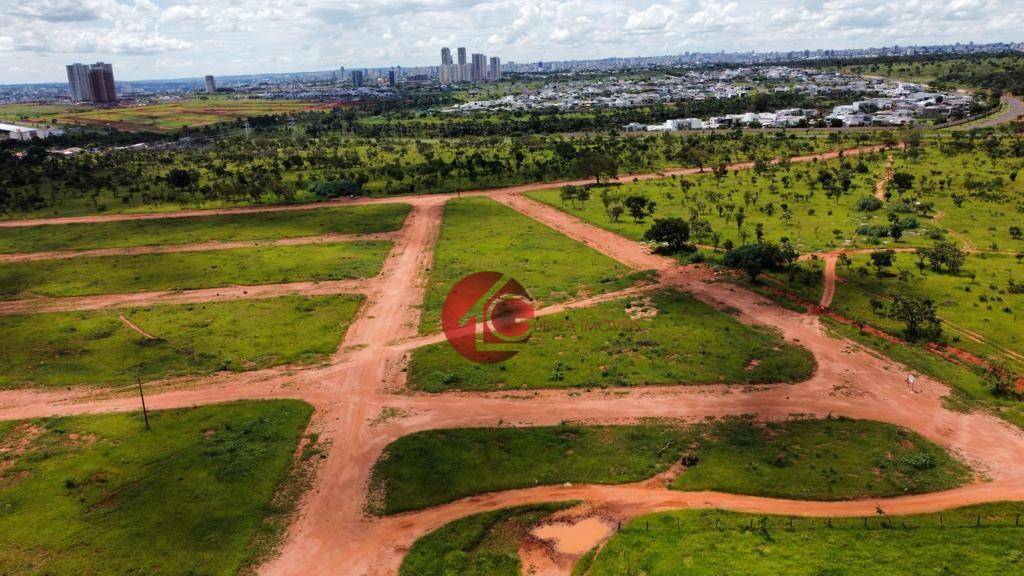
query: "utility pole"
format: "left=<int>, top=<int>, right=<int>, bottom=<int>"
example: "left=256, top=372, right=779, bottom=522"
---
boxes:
left=137, top=376, right=150, bottom=431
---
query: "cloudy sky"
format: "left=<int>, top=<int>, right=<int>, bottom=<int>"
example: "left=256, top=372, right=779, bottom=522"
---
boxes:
left=1, top=0, right=1021, bottom=84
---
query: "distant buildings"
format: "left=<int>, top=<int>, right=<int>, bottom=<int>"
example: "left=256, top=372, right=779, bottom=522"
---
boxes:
left=0, top=122, right=64, bottom=141
left=438, top=45, right=504, bottom=85
left=351, top=70, right=365, bottom=88
left=205, top=75, right=216, bottom=94
left=489, top=57, right=502, bottom=81
left=66, top=62, right=117, bottom=103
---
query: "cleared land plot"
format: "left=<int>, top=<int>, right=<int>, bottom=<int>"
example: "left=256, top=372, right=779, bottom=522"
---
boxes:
left=409, top=290, right=815, bottom=392
left=582, top=504, right=1024, bottom=576
left=419, top=197, right=646, bottom=332
left=0, top=203, right=411, bottom=254
left=0, top=242, right=390, bottom=300
left=526, top=154, right=925, bottom=254
left=0, top=400, right=312, bottom=575
left=399, top=503, right=572, bottom=576
left=53, top=98, right=318, bottom=132
left=0, top=295, right=362, bottom=389
left=370, top=418, right=968, bottom=514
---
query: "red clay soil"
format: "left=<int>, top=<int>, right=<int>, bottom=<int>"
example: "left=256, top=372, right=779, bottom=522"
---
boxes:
left=3, top=146, right=1024, bottom=576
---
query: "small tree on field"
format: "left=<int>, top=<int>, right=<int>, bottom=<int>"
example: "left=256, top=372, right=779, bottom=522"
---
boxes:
left=885, top=295, right=942, bottom=339
left=643, top=218, right=694, bottom=254
left=623, top=194, right=656, bottom=223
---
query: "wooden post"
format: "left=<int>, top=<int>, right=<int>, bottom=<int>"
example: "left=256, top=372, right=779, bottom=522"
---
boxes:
left=137, top=376, right=150, bottom=431
left=863, top=517, right=867, bottom=528
left=1016, top=514, right=1020, bottom=527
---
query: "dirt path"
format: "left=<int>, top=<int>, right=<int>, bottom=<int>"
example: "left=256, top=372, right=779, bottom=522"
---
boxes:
left=0, top=145, right=889, bottom=229
left=0, top=279, right=370, bottom=315
left=874, top=155, right=894, bottom=201
left=118, top=314, right=156, bottom=339
left=0, top=232, right=393, bottom=263
left=819, top=254, right=838, bottom=308
left=4, top=142, right=1024, bottom=576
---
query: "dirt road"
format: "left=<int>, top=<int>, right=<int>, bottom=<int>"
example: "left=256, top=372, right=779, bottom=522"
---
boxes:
left=2, top=143, right=1024, bottom=576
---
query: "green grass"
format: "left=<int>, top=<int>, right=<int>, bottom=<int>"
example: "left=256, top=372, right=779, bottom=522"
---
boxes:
left=0, top=400, right=312, bottom=575
left=584, top=504, right=1024, bottom=576
left=419, top=197, right=645, bottom=331
left=0, top=242, right=390, bottom=299
left=526, top=153, right=913, bottom=254
left=0, top=295, right=362, bottom=388
left=0, top=204, right=410, bottom=253
left=828, top=252, right=1024, bottom=369
left=399, top=503, right=572, bottom=576
left=669, top=416, right=969, bottom=500
left=408, top=290, right=815, bottom=392
left=369, top=417, right=968, bottom=515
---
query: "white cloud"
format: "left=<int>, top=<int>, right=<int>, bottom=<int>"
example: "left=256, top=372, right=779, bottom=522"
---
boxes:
left=625, top=4, right=678, bottom=31
left=1, top=0, right=1022, bottom=83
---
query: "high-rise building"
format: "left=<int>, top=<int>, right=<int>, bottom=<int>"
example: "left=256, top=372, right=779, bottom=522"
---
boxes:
left=471, top=53, right=487, bottom=82
left=65, top=63, right=92, bottom=102
left=457, top=47, right=467, bottom=66
left=351, top=70, right=364, bottom=88
left=439, top=64, right=453, bottom=84
left=441, top=47, right=453, bottom=66
left=388, top=68, right=399, bottom=86
left=69, top=62, right=116, bottom=103
left=204, top=75, right=216, bottom=94
left=489, top=57, right=501, bottom=81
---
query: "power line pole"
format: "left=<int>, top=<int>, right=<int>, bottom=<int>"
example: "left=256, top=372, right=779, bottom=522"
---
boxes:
left=137, top=376, right=150, bottom=431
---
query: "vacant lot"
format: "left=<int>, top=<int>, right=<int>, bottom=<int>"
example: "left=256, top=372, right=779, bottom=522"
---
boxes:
left=0, top=400, right=312, bottom=575
left=399, top=503, right=572, bottom=576
left=409, top=290, right=815, bottom=392
left=0, top=203, right=410, bottom=253
left=53, top=98, right=319, bottom=132
left=419, top=197, right=646, bottom=331
left=0, top=295, right=362, bottom=388
left=0, top=241, right=390, bottom=299
left=370, top=417, right=967, bottom=514
left=583, top=504, right=1024, bottom=576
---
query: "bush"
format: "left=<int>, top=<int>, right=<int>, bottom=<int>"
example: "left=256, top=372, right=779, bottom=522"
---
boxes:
left=855, top=196, right=883, bottom=211
left=307, top=179, right=365, bottom=199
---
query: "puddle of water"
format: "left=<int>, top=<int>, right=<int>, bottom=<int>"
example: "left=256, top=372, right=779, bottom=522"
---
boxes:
left=531, top=517, right=614, bottom=555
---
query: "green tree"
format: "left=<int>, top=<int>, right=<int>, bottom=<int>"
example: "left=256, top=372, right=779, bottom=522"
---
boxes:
left=643, top=218, right=693, bottom=254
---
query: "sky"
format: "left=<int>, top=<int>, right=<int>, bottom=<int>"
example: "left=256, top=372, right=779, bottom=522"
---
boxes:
left=1, top=0, right=1022, bottom=84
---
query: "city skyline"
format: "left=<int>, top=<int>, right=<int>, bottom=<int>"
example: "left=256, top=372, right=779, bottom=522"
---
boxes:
left=1, top=0, right=1022, bottom=84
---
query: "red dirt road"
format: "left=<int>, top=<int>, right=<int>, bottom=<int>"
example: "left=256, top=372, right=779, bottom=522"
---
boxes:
left=2, top=144, right=1023, bottom=576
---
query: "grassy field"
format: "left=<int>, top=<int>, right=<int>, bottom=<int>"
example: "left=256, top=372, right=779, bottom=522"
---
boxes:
left=827, top=252, right=1024, bottom=368
left=370, top=417, right=968, bottom=514
left=399, top=503, right=572, bottom=576
left=0, top=103, right=74, bottom=123
left=0, top=294, right=362, bottom=388
left=419, top=197, right=646, bottom=331
left=526, top=152, right=927, bottom=254
left=409, top=290, right=815, bottom=392
left=0, top=400, right=312, bottom=575
left=52, top=97, right=319, bottom=132
left=0, top=241, right=390, bottom=299
left=582, top=504, right=1024, bottom=576
left=0, top=203, right=410, bottom=253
